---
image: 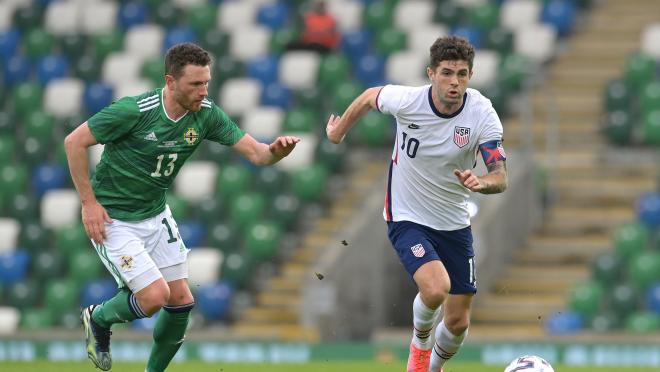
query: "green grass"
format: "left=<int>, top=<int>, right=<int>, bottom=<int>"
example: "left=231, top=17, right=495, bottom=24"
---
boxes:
left=1, top=361, right=658, bottom=372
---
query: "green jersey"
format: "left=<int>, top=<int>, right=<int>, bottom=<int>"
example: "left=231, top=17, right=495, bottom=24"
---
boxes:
left=88, top=88, right=244, bottom=221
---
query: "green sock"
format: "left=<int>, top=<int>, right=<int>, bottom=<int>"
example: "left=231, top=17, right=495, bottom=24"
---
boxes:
left=92, top=288, right=148, bottom=328
left=146, top=303, right=194, bottom=372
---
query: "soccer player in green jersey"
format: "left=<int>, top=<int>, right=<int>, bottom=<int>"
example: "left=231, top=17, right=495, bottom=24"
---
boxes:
left=64, top=43, right=300, bottom=372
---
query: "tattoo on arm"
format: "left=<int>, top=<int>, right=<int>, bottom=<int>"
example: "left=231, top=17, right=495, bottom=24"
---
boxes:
left=479, top=160, right=508, bottom=194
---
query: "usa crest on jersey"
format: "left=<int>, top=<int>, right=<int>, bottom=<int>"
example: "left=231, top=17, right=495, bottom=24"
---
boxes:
left=454, top=126, right=470, bottom=148
left=410, top=243, right=426, bottom=258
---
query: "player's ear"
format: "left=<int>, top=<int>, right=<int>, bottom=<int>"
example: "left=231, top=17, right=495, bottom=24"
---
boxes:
left=164, top=74, right=176, bottom=89
left=426, top=66, right=434, bottom=80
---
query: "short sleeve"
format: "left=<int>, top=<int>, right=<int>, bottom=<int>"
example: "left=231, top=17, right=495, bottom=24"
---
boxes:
left=376, top=84, right=409, bottom=116
left=87, top=97, right=140, bottom=144
left=478, top=106, right=504, bottom=144
left=206, top=105, right=245, bottom=146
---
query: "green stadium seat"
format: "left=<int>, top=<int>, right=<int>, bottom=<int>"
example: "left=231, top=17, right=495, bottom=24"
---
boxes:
left=254, top=167, right=286, bottom=197
left=485, top=28, right=514, bottom=56
left=8, top=193, right=38, bottom=223
left=354, top=111, right=393, bottom=146
left=55, top=224, right=90, bottom=255
left=141, top=58, right=165, bottom=86
left=73, top=54, right=101, bottom=82
left=12, top=83, right=43, bottom=120
left=32, top=250, right=65, bottom=281
left=642, top=111, right=660, bottom=145
left=270, top=28, right=298, bottom=55
left=187, top=4, right=217, bottom=35
left=269, top=193, right=301, bottom=230
left=217, top=164, right=251, bottom=202
left=166, top=193, right=189, bottom=221
left=364, top=2, right=393, bottom=32
left=319, top=54, right=351, bottom=92
left=8, top=281, right=40, bottom=309
left=592, top=251, right=622, bottom=288
left=499, top=53, right=530, bottom=92
left=195, top=196, right=226, bottom=225
left=13, top=6, right=43, bottom=31
left=206, top=221, right=239, bottom=253
left=220, top=251, right=254, bottom=288
left=469, top=3, right=499, bottom=32
left=641, top=82, right=660, bottom=116
left=333, top=81, right=364, bottom=112
left=24, top=28, right=54, bottom=58
left=93, top=30, right=124, bottom=59
left=20, top=308, right=55, bottom=330
left=590, top=311, right=620, bottom=332
left=0, top=165, right=28, bottom=203
left=230, top=192, right=266, bottom=228
left=629, top=251, right=660, bottom=290
left=433, top=2, right=464, bottom=27
left=70, top=250, right=104, bottom=283
left=152, top=2, right=179, bottom=28
left=614, top=223, right=648, bottom=259
left=283, top=108, right=316, bottom=133
left=45, top=279, right=79, bottom=318
left=245, top=221, right=282, bottom=261
left=0, top=111, right=17, bottom=134
left=295, top=87, right=324, bottom=115
left=624, top=53, right=655, bottom=90
left=0, top=136, right=15, bottom=165
left=568, top=280, right=604, bottom=319
left=316, top=139, right=346, bottom=173
left=603, top=80, right=631, bottom=113
left=19, top=220, right=51, bottom=253
left=625, top=312, right=660, bottom=333
left=609, top=283, right=639, bottom=319
left=374, top=28, right=407, bottom=56
left=200, top=29, right=230, bottom=58
left=25, top=110, right=55, bottom=141
left=59, top=34, right=88, bottom=62
left=602, top=110, right=633, bottom=145
left=213, top=56, right=243, bottom=89
left=291, top=164, right=328, bottom=202
left=21, top=136, right=50, bottom=166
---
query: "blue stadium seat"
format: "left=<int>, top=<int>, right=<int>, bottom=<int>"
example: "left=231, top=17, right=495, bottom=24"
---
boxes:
left=36, top=54, right=69, bottom=85
left=178, top=220, right=205, bottom=248
left=119, top=1, right=149, bottom=30
left=257, top=2, right=289, bottom=30
left=355, top=53, right=386, bottom=86
left=637, top=192, right=660, bottom=228
left=647, top=284, right=660, bottom=313
left=541, top=0, right=577, bottom=37
left=261, top=81, right=292, bottom=109
left=31, top=163, right=68, bottom=199
left=451, top=25, right=482, bottom=50
left=3, top=55, right=31, bottom=86
left=0, top=250, right=30, bottom=285
left=0, top=29, right=20, bottom=62
left=196, top=281, right=234, bottom=320
left=83, top=82, right=114, bottom=115
left=246, top=55, right=279, bottom=86
left=80, top=279, right=117, bottom=308
left=163, top=27, right=197, bottom=52
left=340, top=29, right=372, bottom=63
left=545, top=310, right=584, bottom=334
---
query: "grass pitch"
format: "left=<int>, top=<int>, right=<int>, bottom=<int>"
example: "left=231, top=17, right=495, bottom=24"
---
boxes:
left=1, top=361, right=658, bottom=372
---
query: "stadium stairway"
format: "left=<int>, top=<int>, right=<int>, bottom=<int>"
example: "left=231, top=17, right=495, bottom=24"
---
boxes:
left=471, top=0, right=660, bottom=340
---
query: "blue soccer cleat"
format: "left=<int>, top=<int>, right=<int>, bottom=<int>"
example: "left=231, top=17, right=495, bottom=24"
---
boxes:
left=81, top=305, right=112, bottom=371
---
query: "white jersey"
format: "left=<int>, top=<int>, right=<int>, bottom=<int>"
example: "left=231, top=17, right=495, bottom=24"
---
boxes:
left=377, top=85, right=504, bottom=231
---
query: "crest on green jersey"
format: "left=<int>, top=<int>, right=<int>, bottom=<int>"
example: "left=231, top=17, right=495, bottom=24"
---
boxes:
left=184, top=128, right=199, bottom=145
left=120, top=255, right=134, bottom=270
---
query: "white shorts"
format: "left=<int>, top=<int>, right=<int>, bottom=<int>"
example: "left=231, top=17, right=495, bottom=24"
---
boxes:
left=91, top=205, right=189, bottom=293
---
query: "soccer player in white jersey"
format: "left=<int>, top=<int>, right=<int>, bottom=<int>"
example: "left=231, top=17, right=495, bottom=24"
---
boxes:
left=326, top=36, right=507, bottom=372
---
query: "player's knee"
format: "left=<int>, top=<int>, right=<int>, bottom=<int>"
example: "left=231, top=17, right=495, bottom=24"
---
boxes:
left=444, top=313, right=470, bottom=335
left=420, top=285, right=449, bottom=308
left=140, top=286, right=171, bottom=316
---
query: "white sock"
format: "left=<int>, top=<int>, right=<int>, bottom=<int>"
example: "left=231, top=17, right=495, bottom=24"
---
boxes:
left=411, top=293, right=441, bottom=350
left=429, top=320, right=467, bottom=371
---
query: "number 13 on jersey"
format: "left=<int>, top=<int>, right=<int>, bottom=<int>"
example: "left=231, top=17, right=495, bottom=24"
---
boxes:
left=151, top=153, right=178, bottom=177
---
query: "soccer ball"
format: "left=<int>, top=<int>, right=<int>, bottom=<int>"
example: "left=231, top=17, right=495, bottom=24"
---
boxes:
left=503, top=355, right=554, bottom=372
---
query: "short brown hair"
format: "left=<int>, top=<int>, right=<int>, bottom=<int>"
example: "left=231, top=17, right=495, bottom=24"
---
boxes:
left=164, top=43, right=212, bottom=78
left=429, top=36, right=475, bottom=70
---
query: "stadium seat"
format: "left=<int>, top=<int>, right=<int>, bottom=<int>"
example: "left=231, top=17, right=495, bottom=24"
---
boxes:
left=295, top=87, right=324, bottom=113
left=32, top=163, right=68, bottom=199
left=58, top=33, right=87, bottom=62
left=291, top=164, right=328, bottom=202
left=470, top=50, right=500, bottom=90
left=44, top=1, right=79, bottom=36
left=340, top=29, right=371, bottom=63
left=151, top=1, right=179, bottom=28
left=0, top=135, right=15, bottom=165
left=174, top=161, right=218, bottom=203
left=81, top=1, right=118, bottom=35
left=637, top=192, right=660, bottom=227
left=500, top=0, right=541, bottom=31
left=641, top=23, right=660, bottom=60
left=647, top=283, right=660, bottom=314
left=45, top=279, right=78, bottom=318
left=623, top=53, right=654, bottom=90
left=407, top=25, right=449, bottom=54
left=118, top=1, right=148, bottom=30
left=73, top=54, right=101, bottom=82
left=601, top=110, right=633, bottom=145
left=80, top=279, right=117, bottom=308
left=115, top=80, right=154, bottom=100
left=270, top=27, right=297, bottom=55
left=196, top=281, right=234, bottom=320
left=166, top=194, right=189, bottom=221
left=7, top=280, right=39, bottom=309
left=32, top=250, right=65, bottom=281
left=332, top=80, right=364, bottom=112
left=124, top=24, right=165, bottom=63
left=354, top=111, right=393, bottom=146
left=451, top=25, right=482, bottom=49
left=93, top=30, right=124, bottom=60
left=269, top=193, right=301, bottom=229
left=213, top=56, right=244, bottom=89
left=514, top=24, right=557, bottom=63
left=163, top=26, right=197, bottom=51
left=187, top=248, right=223, bottom=287
left=20, top=308, right=55, bottom=329
left=279, top=51, right=322, bottom=90
left=229, top=26, right=271, bottom=61
left=0, top=307, right=20, bottom=334
left=200, top=29, right=230, bottom=59
left=355, top=53, right=386, bottom=86
left=568, top=280, right=603, bottom=319
left=500, top=53, right=530, bottom=92
left=103, top=52, right=143, bottom=86
left=643, top=111, right=660, bottom=146
left=217, top=164, right=251, bottom=202
left=318, top=54, right=351, bottom=91
left=55, top=224, right=89, bottom=256
left=217, top=1, right=259, bottom=32
left=625, top=312, right=660, bottom=333
left=25, top=110, right=55, bottom=142
left=0, top=112, right=15, bottom=135
left=544, top=310, right=583, bottom=334
left=0, top=250, right=30, bottom=285
left=19, top=220, right=50, bottom=253
left=245, top=221, right=281, bottom=261
left=2, top=55, right=31, bottom=86
left=469, top=2, right=500, bottom=33
left=13, top=82, right=43, bottom=120
left=316, top=139, right=347, bottom=173
left=0, top=29, right=20, bottom=61
left=220, top=252, right=254, bottom=288
left=206, top=221, right=238, bottom=253
left=178, top=220, right=205, bottom=248
left=0, top=165, right=28, bottom=202
left=246, top=55, right=280, bottom=86
left=240, top=106, right=285, bottom=141
left=283, top=108, right=316, bottom=133
left=230, top=192, right=266, bottom=228
left=41, top=189, right=80, bottom=229
left=327, top=0, right=363, bottom=32
left=219, top=78, right=262, bottom=117
left=0, top=218, right=20, bottom=254
left=0, top=3, right=16, bottom=32
left=386, top=51, right=428, bottom=86
left=628, top=251, right=660, bottom=290
left=261, top=81, right=293, bottom=109
left=609, top=283, right=639, bottom=319
left=44, top=78, right=85, bottom=118
left=641, top=82, right=660, bottom=116
left=590, top=311, right=619, bottom=332
left=274, top=133, right=318, bottom=172
left=541, top=0, right=577, bottom=37
left=591, top=251, right=622, bottom=288
left=254, top=167, right=286, bottom=196
left=485, top=27, right=514, bottom=56
left=374, top=28, right=406, bottom=56
left=83, top=82, right=114, bottom=115
left=257, top=2, right=289, bottom=30
left=7, top=193, right=38, bottom=224
left=364, top=1, right=393, bottom=33
left=433, top=1, right=464, bottom=27
left=187, top=4, right=217, bottom=35
left=613, top=222, right=648, bottom=259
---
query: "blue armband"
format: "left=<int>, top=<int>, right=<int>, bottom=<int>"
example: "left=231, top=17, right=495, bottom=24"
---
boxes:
left=479, top=140, right=507, bottom=165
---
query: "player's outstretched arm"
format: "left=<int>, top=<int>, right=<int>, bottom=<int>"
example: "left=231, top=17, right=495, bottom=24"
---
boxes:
left=453, top=160, right=507, bottom=194
left=326, top=86, right=382, bottom=144
left=232, top=133, right=300, bottom=166
left=64, top=122, right=112, bottom=244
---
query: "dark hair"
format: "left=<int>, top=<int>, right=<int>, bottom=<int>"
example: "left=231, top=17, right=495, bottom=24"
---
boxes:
left=429, top=36, right=475, bottom=70
left=164, top=43, right=212, bottom=79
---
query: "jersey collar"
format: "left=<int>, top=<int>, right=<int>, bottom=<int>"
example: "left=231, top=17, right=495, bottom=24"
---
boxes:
left=427, top=86, right=467, bottom=119
left=160, top=88, right=189, bottom=124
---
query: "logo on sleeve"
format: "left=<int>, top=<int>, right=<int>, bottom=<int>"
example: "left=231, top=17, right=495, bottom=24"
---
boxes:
left=410, top=243, right=426, bottom=258
left=120, top=255, right=134, bottom=270
left=184, top=128, right=199, bottom=145
left=453, top=126, right=470, bottom=148
left=408, top=123, right=420, bottom=129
